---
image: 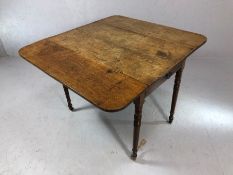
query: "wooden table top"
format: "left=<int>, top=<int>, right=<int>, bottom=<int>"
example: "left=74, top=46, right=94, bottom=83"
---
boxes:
left=19, top=15, right=206, bottom=111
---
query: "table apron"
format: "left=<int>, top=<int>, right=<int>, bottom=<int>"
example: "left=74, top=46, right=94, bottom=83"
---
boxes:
left=145, top=60, right=186, bottom=97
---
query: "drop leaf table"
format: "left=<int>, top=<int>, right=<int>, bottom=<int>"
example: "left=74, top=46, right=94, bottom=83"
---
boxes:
left=19, top=15, right=207, bottom=160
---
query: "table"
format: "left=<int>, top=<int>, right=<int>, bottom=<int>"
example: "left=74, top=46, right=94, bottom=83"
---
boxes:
left=19, top=15, right=207, bottom=159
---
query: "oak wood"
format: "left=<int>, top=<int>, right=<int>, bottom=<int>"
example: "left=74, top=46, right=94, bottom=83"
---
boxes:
left=19, top=15, right=206, bottom=112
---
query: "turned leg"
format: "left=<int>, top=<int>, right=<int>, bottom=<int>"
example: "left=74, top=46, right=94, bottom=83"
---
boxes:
left=131, top=93, right=145, bottom=160
left=169, top=65, right=185, bottom=124
left=63, top=85, right=74, bottom=111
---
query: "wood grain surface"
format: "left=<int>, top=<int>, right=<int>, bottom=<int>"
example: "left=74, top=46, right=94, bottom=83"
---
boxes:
left=19, top=15, right=206, bottom=111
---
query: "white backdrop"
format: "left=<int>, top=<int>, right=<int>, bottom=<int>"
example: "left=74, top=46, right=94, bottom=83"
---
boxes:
left=0, top=0, right=232, bottom=58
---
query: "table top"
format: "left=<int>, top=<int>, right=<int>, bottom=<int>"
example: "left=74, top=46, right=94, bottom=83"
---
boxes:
left=19, top=15, right=206, bottom=111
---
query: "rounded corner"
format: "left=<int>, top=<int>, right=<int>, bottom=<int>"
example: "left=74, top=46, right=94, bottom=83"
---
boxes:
left=200, top=34, right=208, bottom=43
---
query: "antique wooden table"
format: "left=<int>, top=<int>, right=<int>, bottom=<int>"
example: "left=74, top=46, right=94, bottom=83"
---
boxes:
left=19, top=15, right=207, bottom=159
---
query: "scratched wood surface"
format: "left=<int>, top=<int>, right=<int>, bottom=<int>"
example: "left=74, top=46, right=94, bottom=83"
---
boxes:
left=19, top=15, right=206, bottom=111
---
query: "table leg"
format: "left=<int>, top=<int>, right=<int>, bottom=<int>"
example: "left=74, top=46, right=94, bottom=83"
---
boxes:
left=131, top=93, right=145, bottom=160
left=169, top=65, right=184, bottom=124
left=63, top=85, right=74, bottom=111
